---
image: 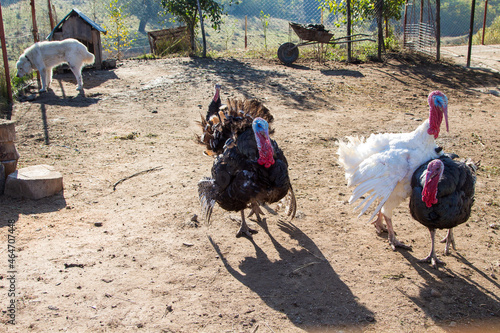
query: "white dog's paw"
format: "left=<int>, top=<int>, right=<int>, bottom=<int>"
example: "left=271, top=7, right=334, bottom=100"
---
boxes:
left=39, top=88, right=47, bottom=93
left=76, top=86, right=84, bottom=91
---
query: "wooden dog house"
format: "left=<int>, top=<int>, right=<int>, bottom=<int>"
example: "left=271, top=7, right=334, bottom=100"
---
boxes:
left=47, top=8, right=107, bottom=69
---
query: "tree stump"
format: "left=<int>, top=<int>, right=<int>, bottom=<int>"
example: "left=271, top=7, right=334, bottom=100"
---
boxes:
left=0, top=120, right=20, bottom=179
left=5, top=165, right=63, bottom=200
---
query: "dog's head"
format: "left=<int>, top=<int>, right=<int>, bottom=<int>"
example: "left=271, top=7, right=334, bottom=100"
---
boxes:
left=16, top=55, right=33, bottom=78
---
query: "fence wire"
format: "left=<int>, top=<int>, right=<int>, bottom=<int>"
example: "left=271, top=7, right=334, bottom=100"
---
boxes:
left=0, top=0, right=499, bottom=65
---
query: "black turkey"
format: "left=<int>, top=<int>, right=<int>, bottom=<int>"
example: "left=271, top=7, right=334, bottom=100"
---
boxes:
left=206, top=84, right=222, bottom=121
left=409, top=155, right=477, bottom=268
left=198, top=92, right=273, bottom=156
left=197, top=98, right=295, bottom=238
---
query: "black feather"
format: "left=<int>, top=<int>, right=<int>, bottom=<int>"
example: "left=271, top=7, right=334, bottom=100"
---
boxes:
left=410, top=155, right=476, bottom=230
left=197, top=98, right=296, bottom=237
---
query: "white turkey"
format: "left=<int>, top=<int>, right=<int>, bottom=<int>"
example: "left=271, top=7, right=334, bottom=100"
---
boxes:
left=337, top=91, right=449, bottom=250
left=409, top=156, right=477, bottom=268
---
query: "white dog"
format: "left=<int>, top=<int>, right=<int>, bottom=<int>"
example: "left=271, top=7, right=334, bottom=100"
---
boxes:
left=16, top=38, right=95, bottom=92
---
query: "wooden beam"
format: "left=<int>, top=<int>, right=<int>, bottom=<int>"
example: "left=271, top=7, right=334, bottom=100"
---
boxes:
left=436, top=0, right=441, bottom=61
left=347, top=0, right=351, bottom=62
left=0, top=2, right=13, bottom=117
left=482, top=0, right=488, bottom=45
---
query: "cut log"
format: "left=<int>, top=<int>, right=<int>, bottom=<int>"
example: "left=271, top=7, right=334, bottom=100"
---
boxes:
left=0, top=119, right=19, bottom=178
left=0, top=163, right=4, bottom=195
left=0, top=119, right=16, bottom=142
left=5, top=165, right=63, bottom=200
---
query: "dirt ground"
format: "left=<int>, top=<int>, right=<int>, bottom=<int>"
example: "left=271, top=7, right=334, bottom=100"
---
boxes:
left=441, top=44, right=500, bottom=74
left=1, top=53, right=500, bottom=332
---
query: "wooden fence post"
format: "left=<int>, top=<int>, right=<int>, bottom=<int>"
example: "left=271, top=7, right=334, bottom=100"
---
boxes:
left=436, top=0, right=440, bottom=61
left=47, top=0, right=55, bottom=30
left=30, top=0, right=40, bottom=89
left=481, top=0, right=488, bottom=45
left=0, top=2, right=13, bottom=119
left=347, top=0, right=351, bottom=62
left=377, top=0, right=384, bottom=61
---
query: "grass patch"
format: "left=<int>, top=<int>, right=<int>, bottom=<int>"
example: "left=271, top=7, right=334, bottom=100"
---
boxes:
left=480, top=165, right=500, bottom=176
left=114, top=132, right=139, bottom=140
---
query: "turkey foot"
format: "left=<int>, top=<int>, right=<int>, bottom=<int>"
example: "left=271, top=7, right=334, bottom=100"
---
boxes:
left=385, top=215, right=411, bottom=251
left=440, top=229, right=455, bottom=255
left=248, top=202, right=264, bottom=223
left=418, top=253, right=444, bottom=268
left=371, top=211, right=388, bottom=234
left=419, top=229, right=443, bottom=268
left=236, top=211, right=258, bottom=238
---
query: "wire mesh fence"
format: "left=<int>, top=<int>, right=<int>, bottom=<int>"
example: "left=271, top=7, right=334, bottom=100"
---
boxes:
left=0, top=0, right=499, bottom=65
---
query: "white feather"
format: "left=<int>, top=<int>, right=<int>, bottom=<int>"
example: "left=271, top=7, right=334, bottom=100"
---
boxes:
left=337, top=119, right=442, bottom=221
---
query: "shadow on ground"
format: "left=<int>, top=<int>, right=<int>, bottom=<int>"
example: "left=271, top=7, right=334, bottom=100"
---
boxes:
left=187, top=57, right=329, bottom=111
left=400, top=251, right=500, bottom=330
left=0, top=192, right=66, bottom=228
left=209, top=220, right=375, bottom=331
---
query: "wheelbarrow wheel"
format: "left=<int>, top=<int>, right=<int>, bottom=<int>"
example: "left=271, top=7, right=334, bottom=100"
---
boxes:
left=278, top=42, right=299, bottom=65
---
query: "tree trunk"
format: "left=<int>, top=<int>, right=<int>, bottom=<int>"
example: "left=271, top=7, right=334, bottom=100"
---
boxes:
left=138, top=18, right=148, bottom=34
left=197, top=0, right=206, bottom=57
left=189, top=24, right=196, bottom=54
left=377, top=0, right=384, bottom=61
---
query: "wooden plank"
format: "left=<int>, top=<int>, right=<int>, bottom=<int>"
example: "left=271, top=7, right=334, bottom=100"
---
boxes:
left=147, top=27, right=190, bottom=55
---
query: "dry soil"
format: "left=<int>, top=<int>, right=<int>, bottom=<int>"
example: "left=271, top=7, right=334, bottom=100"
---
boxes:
left=1, top=53, right=500, bottom=332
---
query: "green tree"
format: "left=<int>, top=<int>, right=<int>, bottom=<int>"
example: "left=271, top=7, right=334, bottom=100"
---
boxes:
left=125, top=0, right=165, bottom=33
left=103, top=0, right=135, bottom=60
left=321, top=0, right=405, bottom=26
left=160, top=0, right=229, bottom=53
left=259, top=10, right=270, bottom=50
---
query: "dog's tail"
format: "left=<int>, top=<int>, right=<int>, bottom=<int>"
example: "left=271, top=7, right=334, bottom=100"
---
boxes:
left=82, top=50, right=95, bottom=65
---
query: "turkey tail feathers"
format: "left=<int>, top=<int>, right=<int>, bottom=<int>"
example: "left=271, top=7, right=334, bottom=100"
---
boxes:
left=465, top=158, right=480, bottom=173
left=198, top=178, right=217, bottom=225
left=225, top=98, right=274, bottom=123
left=198, top=98, right=275, bottom=156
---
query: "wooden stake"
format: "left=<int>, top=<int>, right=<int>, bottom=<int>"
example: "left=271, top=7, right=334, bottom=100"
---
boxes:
left=347, top=0, right=351, bottom=62
left=0, top=2, right=13, bottom=118
left=47, top=0, right=55, bottom=30
left=30, top=0, right=40, bottom=90
left=30, top=0, right=39, bottom=42
left=436, top=0, right=441, bottom=61
left=481, top=0, right=488, bottom=45
left=403, top=0, right=408, bottom=47
left=320, top=9, right=324, bottom=63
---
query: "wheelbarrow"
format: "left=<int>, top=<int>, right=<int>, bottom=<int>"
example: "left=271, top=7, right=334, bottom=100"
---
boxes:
left=278, top=22, right=375, bottom=65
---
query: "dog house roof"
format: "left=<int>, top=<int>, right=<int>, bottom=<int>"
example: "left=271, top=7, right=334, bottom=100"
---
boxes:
left=47, top=8, right=107, bottom=40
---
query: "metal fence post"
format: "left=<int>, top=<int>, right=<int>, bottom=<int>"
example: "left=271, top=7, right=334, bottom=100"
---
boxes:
left=467, top=0, right=477, bottom=68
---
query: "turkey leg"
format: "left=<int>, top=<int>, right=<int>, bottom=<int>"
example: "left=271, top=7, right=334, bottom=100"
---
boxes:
left=371, top=211, right=388, bottom=234
left=236, top=210, right=258, bottom=238
left=419, top=228, right=444, bottom=268
left=440, top=228, right=456, bottom=255
left=384, top=214, right=412, bottom=251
